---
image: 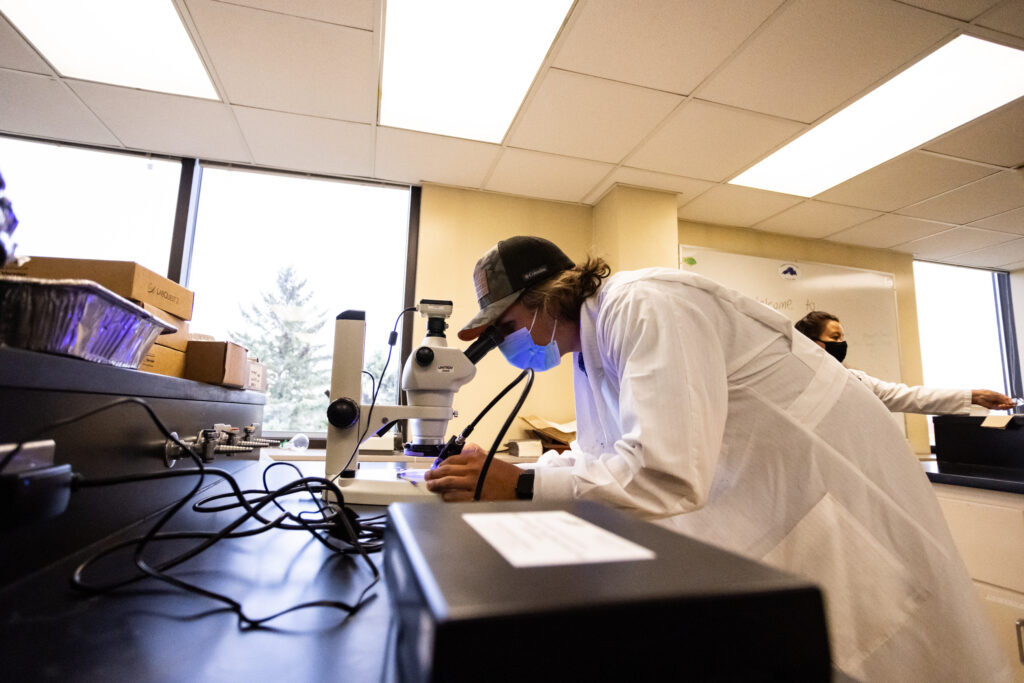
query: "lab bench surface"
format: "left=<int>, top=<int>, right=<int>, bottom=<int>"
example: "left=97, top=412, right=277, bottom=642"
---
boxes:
left=923, top=460, right=1024, bottom=495
left=0, top=460, right=394, bottom=683
left=0, top=346, right=267, bottom=589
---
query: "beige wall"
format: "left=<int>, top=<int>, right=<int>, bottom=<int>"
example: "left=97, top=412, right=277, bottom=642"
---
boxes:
left=415, top=185, right=591, bottom=446
left=593, top=185, right=677, bottom=270
left=414, top=183, right=930, bottom=455
left=679, top=220, right=930, bottom=453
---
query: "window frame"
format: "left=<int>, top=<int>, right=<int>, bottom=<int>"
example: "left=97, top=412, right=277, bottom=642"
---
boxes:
left=1, top=134, right=419, bottom=443
left=994, top=270, right=1024, bottom=405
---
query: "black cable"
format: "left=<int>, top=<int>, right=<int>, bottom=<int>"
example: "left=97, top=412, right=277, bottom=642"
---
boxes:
left=31, top=397, right=381, bottom=628
left=361, top=370, right=376, bottom=400
left=73, top=468, right=382, bottom=625
left=339, top=305, right=416, bottom=476
left=472, top=368, right=535, bottom=501
left=432, top=365, right=539, bottom=465
left=1, top=396, right=195, bottom=473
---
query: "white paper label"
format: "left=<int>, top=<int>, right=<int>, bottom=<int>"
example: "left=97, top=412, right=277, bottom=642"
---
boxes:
left=981, top=414, right=1014, bottom=429
left=462, top=511, right=656, bottom=568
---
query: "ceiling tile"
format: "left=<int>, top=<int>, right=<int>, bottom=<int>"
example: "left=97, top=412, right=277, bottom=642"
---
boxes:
left=678, top=183, right=802, bottom=227
left=484, top=149, right=613, bottom=204
left=0, top=69, right=118, bottom=146
left=897, top=0, right=1001, bottom=21
left=891, top=226, right=1018, bottom=259
left=0, top=15, right=52, bottom=75
left=584, top=168, right=714, bottom=206
left=375, top=127, right=501, bottom=188
left=816, top=151, right=998, bottom=211
left=696, top=0, right=955, bottom=122
left=213, top=0, right=376, bottom=28
left=827, top=214, right=953, bottom=248
left=552, top=0, right=783, bottom=94
left=923, top=98, right=1024, bottom=169
left=897, top=170, right=1024, bottom=224
left=185, top=0, right=376, bottom=122
left=976, top=1, right=1024, bottom=39
left=68, top=81, right=251, bottom=163
left=508, top=70, right=682, bottom=164
left=969, top=205, right=1024, bottom=235
left=943, top=236, right=1024, bottom=268
left=628, top=100, right=805, bottom=181
left=753, top=200, right=881, bottom=238
left=233, top=106, right=373, bottom=177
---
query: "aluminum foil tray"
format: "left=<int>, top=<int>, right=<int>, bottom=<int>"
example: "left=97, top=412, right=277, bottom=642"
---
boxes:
left=0, top=275, right=175, bottom=368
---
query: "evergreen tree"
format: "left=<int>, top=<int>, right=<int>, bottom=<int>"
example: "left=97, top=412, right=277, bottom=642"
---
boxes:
left=232, top=266, right=330, bottom=431
left=362, top=346, right=400, bottom=406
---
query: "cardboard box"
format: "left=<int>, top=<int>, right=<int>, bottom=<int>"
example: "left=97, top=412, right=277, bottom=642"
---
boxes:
left=139, top=344, right=186, bottom=378
left=518, top=415, right=577, bottom=445
left=1, top=256, right=194, bottom=319
left=184, top=341, right=248, bottom=388
left=246, top=358, right=268, bottom=392
left=137, top=302, right=189, bottom=351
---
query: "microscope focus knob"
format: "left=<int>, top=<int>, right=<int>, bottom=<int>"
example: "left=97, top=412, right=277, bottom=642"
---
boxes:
left=326, top=397, right=359, bottom=429
left=414, top=346, right=434, bottom=367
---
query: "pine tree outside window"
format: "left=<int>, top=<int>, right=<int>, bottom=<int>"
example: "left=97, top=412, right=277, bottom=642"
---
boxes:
left=188, top=166, right=411, bottom=435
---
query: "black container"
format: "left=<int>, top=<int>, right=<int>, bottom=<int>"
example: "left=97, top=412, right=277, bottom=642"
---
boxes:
left=933, top=415, right=1024, bottom=470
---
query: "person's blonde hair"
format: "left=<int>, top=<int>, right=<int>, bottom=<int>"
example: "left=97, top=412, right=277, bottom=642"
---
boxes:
left=518, top=256, right=611, bottom=323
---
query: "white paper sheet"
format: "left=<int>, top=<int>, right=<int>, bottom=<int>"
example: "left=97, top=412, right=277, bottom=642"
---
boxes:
left=981, top=414, right=1014, bottom=429
left=462, top=510, right=656, bottom=568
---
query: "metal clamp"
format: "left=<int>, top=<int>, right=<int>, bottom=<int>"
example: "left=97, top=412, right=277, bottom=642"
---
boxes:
left=164, top=424, right=276, bottom=467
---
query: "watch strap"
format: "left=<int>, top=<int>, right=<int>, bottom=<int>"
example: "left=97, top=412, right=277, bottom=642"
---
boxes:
left=515, top=470, right=535, bottom=500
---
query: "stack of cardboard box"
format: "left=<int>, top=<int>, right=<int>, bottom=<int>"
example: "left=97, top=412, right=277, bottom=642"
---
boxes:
left=1, top=257, right=193, bottom=376
left=1, top=257, right=266, bottom=391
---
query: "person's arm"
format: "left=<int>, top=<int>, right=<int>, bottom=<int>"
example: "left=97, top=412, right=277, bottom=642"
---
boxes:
left=847, top=369, right=974, bottom=414
left=534, top=282, right=730, bottom=519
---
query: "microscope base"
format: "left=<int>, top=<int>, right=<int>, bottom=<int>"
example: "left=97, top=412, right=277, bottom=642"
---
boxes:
left=336, top=477, right=440, bottom=505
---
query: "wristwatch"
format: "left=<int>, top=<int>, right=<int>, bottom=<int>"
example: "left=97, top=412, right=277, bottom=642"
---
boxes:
left=515, top=470, right=535, bottom=500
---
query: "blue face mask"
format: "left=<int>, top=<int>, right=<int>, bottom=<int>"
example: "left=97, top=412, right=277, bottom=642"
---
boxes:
left=499, top=311, right=561, bottom=371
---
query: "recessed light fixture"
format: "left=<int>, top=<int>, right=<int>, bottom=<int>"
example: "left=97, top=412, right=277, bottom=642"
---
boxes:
left=729, top=35, right=1024, bottom=197
left=0, top=0, right=218, bottom=99
left=379, top=0, right=573, bottom=143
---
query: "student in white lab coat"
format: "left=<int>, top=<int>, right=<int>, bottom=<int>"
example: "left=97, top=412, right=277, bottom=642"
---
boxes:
left=794, top=310, right=1014, bottom=413
left=425, top=236, right=1009, bottom=682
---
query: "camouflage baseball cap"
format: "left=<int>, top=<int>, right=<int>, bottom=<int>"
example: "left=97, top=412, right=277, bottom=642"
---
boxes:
left=458, top=236, right=574, bottom=341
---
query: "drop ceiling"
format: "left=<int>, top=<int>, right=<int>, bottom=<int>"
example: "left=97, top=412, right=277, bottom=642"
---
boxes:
left=1, top=0, right=1023, bottom=269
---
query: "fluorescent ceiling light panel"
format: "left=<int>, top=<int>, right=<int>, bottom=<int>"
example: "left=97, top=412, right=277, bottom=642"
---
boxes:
left=380, top=0, right=573, bottom=143
left=730, top=35, right=1024, bottom=197
left=0, top=0, right=217, bottom=99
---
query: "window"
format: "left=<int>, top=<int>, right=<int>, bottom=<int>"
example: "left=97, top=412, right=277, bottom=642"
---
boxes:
left=913, top=261, right=1019, bottom=440
left=187, top=166, right=411, bottom=434
left=0, top=135, right=180, bottom=274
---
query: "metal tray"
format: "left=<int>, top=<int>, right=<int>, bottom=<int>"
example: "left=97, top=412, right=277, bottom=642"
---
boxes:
left=0, top=274, right=175, bottom=368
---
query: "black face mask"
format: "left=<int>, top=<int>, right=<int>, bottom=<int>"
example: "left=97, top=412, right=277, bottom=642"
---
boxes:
left=822, top=340, right=848, bottom=363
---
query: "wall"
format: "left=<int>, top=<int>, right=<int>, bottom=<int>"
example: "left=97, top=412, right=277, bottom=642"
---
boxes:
left=414, top=183, right=930, bottom=455
left=679, top=220, right=929, bottom=453
left=593, top=185, right=677, bottom=270
left=415, top=184, right=591, bottom=446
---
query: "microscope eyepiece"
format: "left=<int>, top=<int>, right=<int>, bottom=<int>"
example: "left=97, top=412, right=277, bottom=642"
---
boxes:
left=464, top=325, right=505, bottom=365
left=425, top=316, right=447, bottom=337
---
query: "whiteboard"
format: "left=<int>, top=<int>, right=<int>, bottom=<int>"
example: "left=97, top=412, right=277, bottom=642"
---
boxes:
left=678, top=245, right=902, bottom=384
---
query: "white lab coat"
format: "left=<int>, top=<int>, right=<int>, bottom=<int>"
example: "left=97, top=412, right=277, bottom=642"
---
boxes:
left=533, top=268, right=1007, bottom=682
left=847, top=368, right=971, bottom=414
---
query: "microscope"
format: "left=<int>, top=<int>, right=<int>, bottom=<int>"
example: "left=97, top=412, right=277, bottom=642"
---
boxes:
left=325, top=299, right=501, bottom=505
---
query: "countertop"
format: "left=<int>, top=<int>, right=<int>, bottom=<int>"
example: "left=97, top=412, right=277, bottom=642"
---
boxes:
left=922, top=459, right=1024, bottom=495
